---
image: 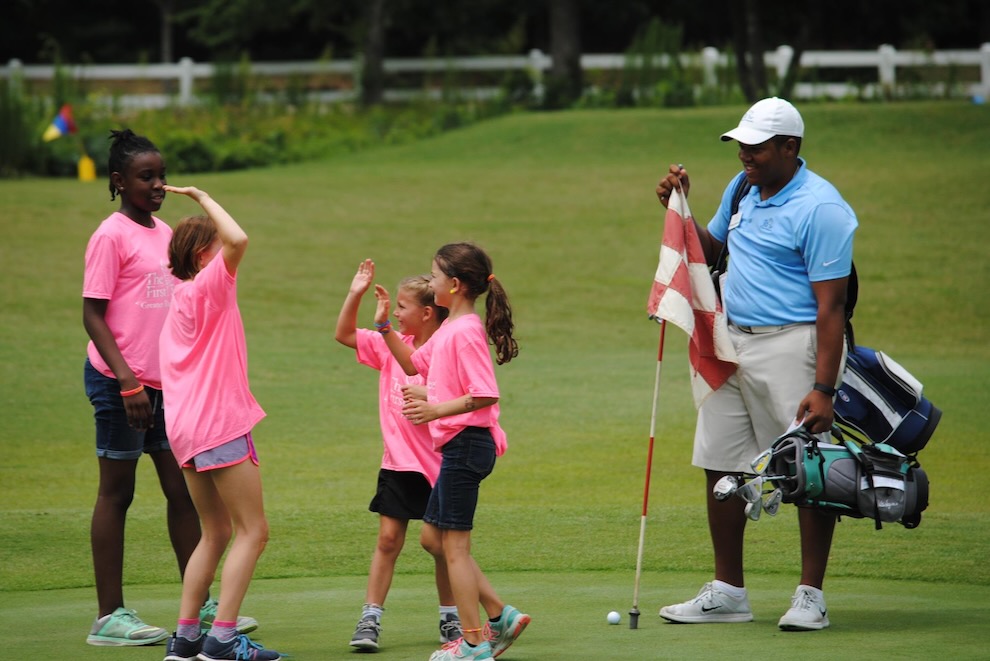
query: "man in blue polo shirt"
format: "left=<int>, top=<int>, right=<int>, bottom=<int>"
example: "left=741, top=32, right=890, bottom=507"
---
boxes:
left=654, top=97, right=857, bottom=631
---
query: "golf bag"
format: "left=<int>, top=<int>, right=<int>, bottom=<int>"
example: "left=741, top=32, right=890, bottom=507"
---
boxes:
left=765, top=428, right=929, bottom=529
left=834, top=345, right=941, bottom=455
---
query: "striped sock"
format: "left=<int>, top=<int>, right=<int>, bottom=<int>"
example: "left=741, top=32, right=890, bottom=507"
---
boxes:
left=362, top=603, right=383, bottom=621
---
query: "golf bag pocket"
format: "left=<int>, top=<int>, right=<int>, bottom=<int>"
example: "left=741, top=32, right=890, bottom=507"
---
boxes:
left=852, top=442, right=928, bottom=527
left=858, top=474, right=905, bottom=522
left=765, top=429, right=928, bottom=529
left=834, top=345, right=941, bottom=455
left=849, top=443, right=910, bottom=523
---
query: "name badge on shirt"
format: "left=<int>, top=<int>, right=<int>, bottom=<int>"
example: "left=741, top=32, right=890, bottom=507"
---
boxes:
left=728, top=210, right=742, bottom=231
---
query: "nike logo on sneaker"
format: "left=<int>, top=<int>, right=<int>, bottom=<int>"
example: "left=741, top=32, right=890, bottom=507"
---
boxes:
left=700, top=605, right=722, bottom=613
left=822, top=258, right=840, bottom=267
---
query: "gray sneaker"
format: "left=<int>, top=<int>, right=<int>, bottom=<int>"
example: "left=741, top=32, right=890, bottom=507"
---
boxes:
left=86, top=607, right=169, bottom=646
left=350, top=616, right=381, bottom=650
left=439, top=612, right=462, bottom=644
left=659, top=582, right=753, bottom=623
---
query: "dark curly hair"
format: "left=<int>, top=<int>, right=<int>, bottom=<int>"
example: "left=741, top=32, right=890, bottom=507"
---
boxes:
left=107, top=129, right=160, bottom=201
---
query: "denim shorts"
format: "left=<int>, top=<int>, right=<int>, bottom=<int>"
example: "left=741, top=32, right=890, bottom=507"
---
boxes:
left=423, top=427, right=496, bottom=531
left=84, top=359, right=169, bottom=460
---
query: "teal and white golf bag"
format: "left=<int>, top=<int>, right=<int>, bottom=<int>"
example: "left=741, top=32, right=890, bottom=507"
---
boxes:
left=765, top=428, right=929, bottom=529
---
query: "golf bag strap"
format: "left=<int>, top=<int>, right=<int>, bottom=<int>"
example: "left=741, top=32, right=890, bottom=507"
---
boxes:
left=805, top=436, right=830, bottom=506
left=845, top=263, right=859, bottom=349
left=711, top=173, right=750, bottom=276
left=846, top=440, right=883, bottom=529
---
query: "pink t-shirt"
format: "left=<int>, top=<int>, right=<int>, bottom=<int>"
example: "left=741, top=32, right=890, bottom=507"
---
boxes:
left=159, top=254, right=265, bottom=466
left=83, top=212, right=176, bottom=388
left=410, top=314, right=507, bottom=455
left=355, top=329, right=441, bottom=485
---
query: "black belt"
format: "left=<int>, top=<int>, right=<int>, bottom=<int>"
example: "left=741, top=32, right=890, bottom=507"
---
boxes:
left=731, top=322, right=809, bottom=334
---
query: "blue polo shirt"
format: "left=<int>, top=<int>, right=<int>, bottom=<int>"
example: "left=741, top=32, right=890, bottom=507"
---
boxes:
left=708, top=159, right=857, bottom=327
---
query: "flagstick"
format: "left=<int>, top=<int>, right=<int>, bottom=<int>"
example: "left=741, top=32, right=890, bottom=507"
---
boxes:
left=630, top=319, right=666, bottom=629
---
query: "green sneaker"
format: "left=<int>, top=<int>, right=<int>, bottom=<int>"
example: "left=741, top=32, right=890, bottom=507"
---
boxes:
left=486, top=605, right=530, bottom=658
left=86, top=607, right=169, bottom=646
left=199, top=598, right=259, bottom=635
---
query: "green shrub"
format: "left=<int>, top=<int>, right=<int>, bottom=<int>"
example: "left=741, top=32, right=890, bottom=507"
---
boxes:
left=500, top=70, right=535, bottom=106
left=2, top=83, right=521, bottom=178
left=0, top=80, right=34, bottom=177
left=160, top=131, right=218, bottom=174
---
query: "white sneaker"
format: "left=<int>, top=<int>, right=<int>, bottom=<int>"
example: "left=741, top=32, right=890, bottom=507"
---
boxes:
left=659, top=582, right=753, bottom=623
left=778, top=585, right=830, bottom=631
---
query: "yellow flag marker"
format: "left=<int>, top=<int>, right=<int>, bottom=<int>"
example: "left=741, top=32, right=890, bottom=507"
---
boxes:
left=78, top=154, right=96, bottom=182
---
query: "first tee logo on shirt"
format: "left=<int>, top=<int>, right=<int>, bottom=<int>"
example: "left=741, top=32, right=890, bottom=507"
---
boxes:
left=138, top=259, right=176, bottom=309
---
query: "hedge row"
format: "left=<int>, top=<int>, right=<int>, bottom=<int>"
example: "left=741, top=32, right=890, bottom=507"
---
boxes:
left=1, top=88, right=515, bottom=179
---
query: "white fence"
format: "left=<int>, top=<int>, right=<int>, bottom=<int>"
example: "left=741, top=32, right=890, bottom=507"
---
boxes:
left=3, top=44, right=989, bottom=108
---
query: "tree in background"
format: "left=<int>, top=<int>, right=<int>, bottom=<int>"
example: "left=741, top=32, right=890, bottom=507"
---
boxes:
left=360, top=0, right=389, bottom=107
left=731, top=0, right=821, bottom=102
left=546, top=0, right=582, bottom=108
left=4, top=0, right=988, bottom=66
left=154, top=0, right=176, bottom=63
left=3, top=0, right=989, bottom=110
left=731, top=0, right=768, bottom=101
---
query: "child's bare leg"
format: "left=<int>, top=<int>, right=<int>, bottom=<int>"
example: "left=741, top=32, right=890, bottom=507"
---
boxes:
left=366, top=515, right=408, bottom=606
left=473, top=556, right=504, bottom=620
left=151, top=451, right=200, bottom=578
left=178, top=469, right=232, bottom=620
left=91, top=458, right=137, bottom=615
left=443, top=529, right=487, bottom=644
left=422, top=522, right=454, bottom=605
left=210, top=460, right=269, bottom=624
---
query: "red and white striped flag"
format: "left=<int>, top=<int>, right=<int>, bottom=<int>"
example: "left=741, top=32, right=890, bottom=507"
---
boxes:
left=647, top=187, right=737, bottom=407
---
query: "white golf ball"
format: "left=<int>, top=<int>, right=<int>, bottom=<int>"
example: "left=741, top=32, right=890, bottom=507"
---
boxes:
left=607, top=610, right=621, bottom=625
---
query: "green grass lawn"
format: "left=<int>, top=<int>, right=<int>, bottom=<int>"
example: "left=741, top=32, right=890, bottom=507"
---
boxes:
left=1, top=101, right=988, bottom=659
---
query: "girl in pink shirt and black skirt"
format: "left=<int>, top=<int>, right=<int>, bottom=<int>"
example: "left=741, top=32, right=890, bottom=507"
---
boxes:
left=335, top=259, right=460, bottom=651
left=377, top=242, right=529, bottom=661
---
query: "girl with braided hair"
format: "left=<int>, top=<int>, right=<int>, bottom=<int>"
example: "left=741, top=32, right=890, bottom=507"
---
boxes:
left=83, top=131, right=256, bottom=649
left=82, top=129, right=199, bottom=646
left=376, top=242, right=528, bottom=661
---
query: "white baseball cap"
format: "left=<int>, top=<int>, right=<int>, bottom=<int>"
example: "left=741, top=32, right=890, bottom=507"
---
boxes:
left=720, top=97, right=804, bottom=144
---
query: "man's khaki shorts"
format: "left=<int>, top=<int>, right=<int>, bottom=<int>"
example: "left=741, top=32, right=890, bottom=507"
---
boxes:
left=692, top=323, right=845, bottom=473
